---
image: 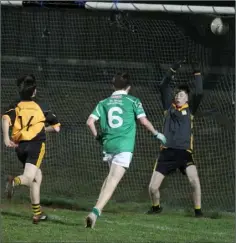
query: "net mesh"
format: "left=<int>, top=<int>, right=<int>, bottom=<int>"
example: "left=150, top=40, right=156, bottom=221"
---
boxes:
left=1, top=6, right=235, bottom=211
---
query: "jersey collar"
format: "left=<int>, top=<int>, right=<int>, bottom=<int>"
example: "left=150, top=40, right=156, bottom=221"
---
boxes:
left=172, top=103, right=189, bottom=111
left=112, top=90, right=128, bottom=95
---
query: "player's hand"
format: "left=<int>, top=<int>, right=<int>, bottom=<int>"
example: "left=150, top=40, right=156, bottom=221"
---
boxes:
left=95, top=134, right=103, bottom=145
left=154, top=132, right=167, bottom=145
left=4, top=137, right=18, bottom=148
left=170, top=57, right=186, bottom=73
left=191, top=57, right=201, bottom=74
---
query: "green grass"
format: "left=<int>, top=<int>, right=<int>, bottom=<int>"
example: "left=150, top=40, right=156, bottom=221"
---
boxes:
left=1, top=202, right=234, bottom=243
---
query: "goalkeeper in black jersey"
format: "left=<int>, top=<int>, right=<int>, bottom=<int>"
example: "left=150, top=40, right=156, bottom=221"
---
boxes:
left=147, top=58, right=204, bottom=217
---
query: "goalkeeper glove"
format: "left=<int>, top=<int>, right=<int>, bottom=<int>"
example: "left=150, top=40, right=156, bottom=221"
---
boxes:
left=154, top=132, right=167, bottom=145
left=170, top=57, right=186, bottom=73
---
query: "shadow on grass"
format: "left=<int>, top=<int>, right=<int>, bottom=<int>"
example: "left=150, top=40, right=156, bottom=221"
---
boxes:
left=2, top=197, right=233, bottom=219
left=1, top=211, right=79, bottom=226
left=183, top=208, right=222, bottom=219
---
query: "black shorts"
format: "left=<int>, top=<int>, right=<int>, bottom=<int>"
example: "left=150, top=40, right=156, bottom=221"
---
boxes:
left=154, top=148, right=194, bottom=176
left=15, top=141, right=45, bottom=168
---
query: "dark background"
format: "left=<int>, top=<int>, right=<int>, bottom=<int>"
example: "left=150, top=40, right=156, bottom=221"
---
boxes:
left=1, top=6, right=235, bottom=211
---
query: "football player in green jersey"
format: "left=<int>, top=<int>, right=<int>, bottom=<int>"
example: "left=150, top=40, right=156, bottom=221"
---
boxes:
left=85, top=72, right=166, bottom=228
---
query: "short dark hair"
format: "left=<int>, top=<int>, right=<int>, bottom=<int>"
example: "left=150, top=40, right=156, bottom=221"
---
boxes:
left=17, top=74, right=36, bottom=99
left=175, top=84, right=190, bottom=96
left=112, top=72, right=131, bottom=90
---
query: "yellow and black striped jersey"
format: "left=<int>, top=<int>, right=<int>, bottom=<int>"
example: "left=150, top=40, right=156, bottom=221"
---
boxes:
left=3, top=98, right=60, bottom=143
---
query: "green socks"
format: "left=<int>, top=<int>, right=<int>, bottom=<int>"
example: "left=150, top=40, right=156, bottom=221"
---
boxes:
left=92, top=207, right=101, bottom=217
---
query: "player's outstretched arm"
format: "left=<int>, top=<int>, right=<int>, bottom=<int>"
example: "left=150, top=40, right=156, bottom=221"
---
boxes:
left=138, top=117, right=166, bottom=144
left=190, top=59, right=203, bottom=115
left=159, top=59, right=184, bottom=110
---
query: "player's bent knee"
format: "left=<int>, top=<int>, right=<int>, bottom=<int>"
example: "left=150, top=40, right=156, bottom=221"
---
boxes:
left=190, top=179, right=201, bottom=194
left=150, top=171, right=165, bottom=185
left=149, top=171, right=164, bottom=192
left=149, top=181, right=161, bottom=193
left=34, top=169, right=42, bottom=185
left=26, top=175, right=36, bottom=184
left=186, top=166, right=200, bottom=189
left=23, top=163, right=39, bottom=183
left=188, top=177, right=199, bottom=187
left=106, top=163, right=126, bottom=188
left=148, top=183, right=159, bottom=194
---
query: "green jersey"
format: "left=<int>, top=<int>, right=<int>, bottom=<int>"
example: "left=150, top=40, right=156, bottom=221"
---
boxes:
left=90, top=90, right=146, bottom=153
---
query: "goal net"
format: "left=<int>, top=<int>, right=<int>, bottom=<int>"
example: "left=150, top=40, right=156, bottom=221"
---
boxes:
left=1, top=6, right=235, bottom=211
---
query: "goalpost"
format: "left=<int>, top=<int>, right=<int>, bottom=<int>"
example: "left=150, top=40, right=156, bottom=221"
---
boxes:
left=1, top=1, right=235, bottom=211
left=1, top=1, right=236, bottom=14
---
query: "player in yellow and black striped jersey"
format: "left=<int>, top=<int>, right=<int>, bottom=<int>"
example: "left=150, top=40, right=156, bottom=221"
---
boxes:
left=2, top=74, right=61, bottom=224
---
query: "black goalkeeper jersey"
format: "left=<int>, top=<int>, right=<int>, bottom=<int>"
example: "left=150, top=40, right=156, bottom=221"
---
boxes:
left=158, top=70, right=203, bottom=152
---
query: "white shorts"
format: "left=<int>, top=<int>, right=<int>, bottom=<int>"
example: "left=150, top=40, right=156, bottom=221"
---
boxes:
left=103, top=152, right=133, bottom=168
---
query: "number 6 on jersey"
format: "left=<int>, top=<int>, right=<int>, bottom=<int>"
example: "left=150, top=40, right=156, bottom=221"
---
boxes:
left=108, top=107, right=123, bottom=128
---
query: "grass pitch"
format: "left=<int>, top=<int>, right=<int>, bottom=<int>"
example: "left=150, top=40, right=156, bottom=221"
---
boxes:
left=1, top=202, right=234, bottom=243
